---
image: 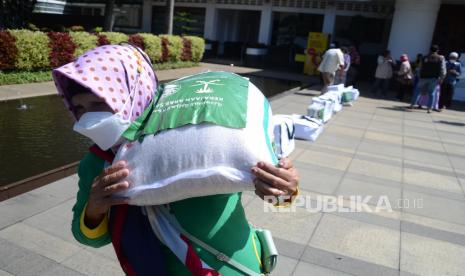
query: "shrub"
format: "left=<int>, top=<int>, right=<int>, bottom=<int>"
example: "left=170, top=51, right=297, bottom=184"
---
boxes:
left=138, top=33, right=162, bottom=63
left=0, top=70, right=52, bottom=85
left=92, top=27, right=103, bottom=33
left=159, top=35, right=183, bottom=62
left=9, top=30, right=50, bottom=71
left=69, top=31, right=97, bottom=57
left=160, top=36, right=169, bottom=63
left=48, top=32, right=76, bottom=68
left=0, top=31, right=19, bottom=71
left=100, top=32, right=128, bottom=44
left=181, top=37, right=192, bottom=61
left=27, top=23, right=40, bottom=31
left=128, top=34, right=145, bottom=49
left=70, top=25, right=85, bottom=32
left=96, top=33, right=110, bottom=46
left=185, top=36, right=205, bottom=62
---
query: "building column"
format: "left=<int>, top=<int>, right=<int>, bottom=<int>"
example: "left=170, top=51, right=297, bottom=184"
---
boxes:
left=141, top=0, right=152, bottom=32
left=203, top=3, right=217, bottom=40
left=322, top=5, right=336, bottom=36
left=388, top=0, right=441, bottom=59
left=258, top=3, right=273, bottom=45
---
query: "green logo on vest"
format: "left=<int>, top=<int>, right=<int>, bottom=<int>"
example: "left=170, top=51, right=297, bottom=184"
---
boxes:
left=123, top=71, right=249, bottom=141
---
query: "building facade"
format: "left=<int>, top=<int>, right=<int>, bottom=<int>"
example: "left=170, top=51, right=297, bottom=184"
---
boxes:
left=34, top=0, right=465, bottom=61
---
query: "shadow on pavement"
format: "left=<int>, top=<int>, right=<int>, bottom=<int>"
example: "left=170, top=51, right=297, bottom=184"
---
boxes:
left=434, top=120, right=465, bottom=127
left=376, top=106, right=411, bottom=112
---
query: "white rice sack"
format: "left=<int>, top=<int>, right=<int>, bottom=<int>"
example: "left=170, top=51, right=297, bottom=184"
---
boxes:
left=320, top=92, right=342, bottom=113
left=307, top=96, right=334, bottom=123
left=327, top=84, right=345, bottom=92
left=272, top=115, right=295, bottom=158
left=114, top=72, right=277, bottom=205
left=291, top=115, right=324, bottom=142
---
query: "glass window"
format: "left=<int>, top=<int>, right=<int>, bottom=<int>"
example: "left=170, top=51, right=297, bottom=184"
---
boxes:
left=271, top=12, right=324, bottom=48
left=334, top=15, right=389, bottom=45
left=114, top=4, right=142, bottom=28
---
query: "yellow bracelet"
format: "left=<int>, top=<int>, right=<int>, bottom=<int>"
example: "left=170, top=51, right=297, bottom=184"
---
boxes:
left=274, top=186, right=300, bottom=208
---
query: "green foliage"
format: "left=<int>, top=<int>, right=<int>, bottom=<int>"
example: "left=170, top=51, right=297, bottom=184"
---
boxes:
left=70, top=25, right=85, bottom=32
left=185, top=36, right=205, bottom=62
left=27, top=23, right=39, bottom=31
left=0, top=70, right=52, bottom=85
left=174, top=12, right=199, bottom=35
left=159, top=35, right=183, bottom=62
left=69, top=31, right=97, bottom=58
left=0, top=62, right=198, bottom=85
left=0, top=29, right=204, bottom=73
left=9, top=30, right=50, bottom=71
left=92, top=27, right=103, bottom=33
left=138, top=33, right=162, bottom=63
left=100, top=32, right=128, bottom=44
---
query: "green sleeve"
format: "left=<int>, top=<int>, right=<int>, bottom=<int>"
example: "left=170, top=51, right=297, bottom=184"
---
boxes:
left=71, top=152, right=112, bottom=248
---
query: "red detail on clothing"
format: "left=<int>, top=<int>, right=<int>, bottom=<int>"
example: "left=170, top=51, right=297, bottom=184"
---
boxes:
left=180, top=235, right=221, bottom=276
left=111, top=205, right=136, bottom=276
left=89, top=145, right=115, bottom=163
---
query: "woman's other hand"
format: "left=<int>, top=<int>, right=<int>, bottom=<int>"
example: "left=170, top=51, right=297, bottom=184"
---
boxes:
left=251, top=157, right=299, bottom=200
left=85, top=161, right=130, bottom=228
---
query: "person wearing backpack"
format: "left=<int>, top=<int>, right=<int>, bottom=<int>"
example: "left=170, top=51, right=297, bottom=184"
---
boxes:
left=408, top=45, right=446, bottom=113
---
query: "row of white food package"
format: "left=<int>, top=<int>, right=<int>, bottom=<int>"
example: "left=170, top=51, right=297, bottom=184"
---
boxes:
left=273, top=84, right=360, bottom=158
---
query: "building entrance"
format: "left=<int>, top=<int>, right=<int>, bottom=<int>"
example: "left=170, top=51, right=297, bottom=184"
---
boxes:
left=215, top=9, right=261, bottom=58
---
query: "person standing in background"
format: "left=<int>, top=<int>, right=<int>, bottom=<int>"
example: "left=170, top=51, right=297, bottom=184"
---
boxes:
left=408, top=45, right=446, bottom=113
left=370, top=50, right=396, bottom=98
left=396, top=54, right=413, bottom=101
left=335, top=46, right=351, bottom=86
left=439, top=52, right=462, bottom=110
left=412, top=54, right=426, bottom=108
left=317, top=42, right=344, bottom=94
left=347, top=46, right=361, bottom=86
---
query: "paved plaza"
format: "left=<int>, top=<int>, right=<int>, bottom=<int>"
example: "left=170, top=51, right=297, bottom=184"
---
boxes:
left=1, top=71, right=465, bottom=275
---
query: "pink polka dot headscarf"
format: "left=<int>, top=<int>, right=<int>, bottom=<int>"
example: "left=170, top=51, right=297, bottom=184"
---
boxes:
left=52, top=44, right=157, bottom=121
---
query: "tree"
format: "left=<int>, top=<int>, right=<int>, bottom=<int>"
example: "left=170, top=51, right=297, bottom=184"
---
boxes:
left=174, top=11, right=200, bottom=36
left=0, top=0, right=37, bottom=29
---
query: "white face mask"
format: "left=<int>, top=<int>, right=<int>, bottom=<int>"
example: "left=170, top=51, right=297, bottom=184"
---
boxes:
left=73, top=111, right=131, bottom=150
left=72, top=58, right=144, bottom=150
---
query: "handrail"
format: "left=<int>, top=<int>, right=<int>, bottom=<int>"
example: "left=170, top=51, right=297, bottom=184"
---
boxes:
left=0, top=162, right=79, bottom=202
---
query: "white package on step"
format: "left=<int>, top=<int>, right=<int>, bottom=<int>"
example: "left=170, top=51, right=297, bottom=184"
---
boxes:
left=320, top=91, right=342, bottom=113
left=272, top=115, right=295, bottom=158
left=307, top=96, right=334, bottom=123
left=113, top=72, right=277, bottom=205
left=292, top=115, right=324, bottom=141
left=327, top=84, right=345, bottom=92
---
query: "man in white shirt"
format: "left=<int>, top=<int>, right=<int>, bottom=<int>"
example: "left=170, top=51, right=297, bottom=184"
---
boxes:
left=318, top=43, right=345, bottom=93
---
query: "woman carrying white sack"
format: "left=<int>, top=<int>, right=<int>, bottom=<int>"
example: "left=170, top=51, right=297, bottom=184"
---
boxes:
left=53, top=44, right=299, bottom=276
